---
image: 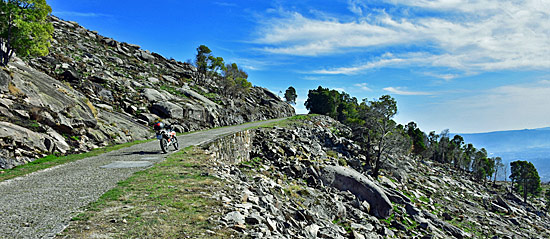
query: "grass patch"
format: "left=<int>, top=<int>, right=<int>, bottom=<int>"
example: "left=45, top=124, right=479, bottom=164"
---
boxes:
left=59, top=146, right=233, bottom=238
left=419, top=196, right=430, bottom=203
left=450, top=219, right=484, bottom=238
left=240, top=156, right=263, bottom=168
left=0, top=138, right=153, bottom=182
left=160, top=84, right=188, bottom=98
left=245, top=114, right=318, bottom=130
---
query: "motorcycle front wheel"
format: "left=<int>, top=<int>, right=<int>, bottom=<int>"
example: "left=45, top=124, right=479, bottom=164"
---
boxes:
left=160, top=138, right=168, bottom=154
left=172, top=136, right=179, bottom=150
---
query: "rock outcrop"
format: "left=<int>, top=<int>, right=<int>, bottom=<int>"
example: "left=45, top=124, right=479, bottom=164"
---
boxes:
left=204, top=115, right=550, bottom=239
left=321, top=165, right=393, bottom=219
left=0, top=15, right=294, bottom=169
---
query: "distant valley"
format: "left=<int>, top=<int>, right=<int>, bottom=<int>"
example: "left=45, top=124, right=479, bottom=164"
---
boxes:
left=456, top=127, right=550, bottom=182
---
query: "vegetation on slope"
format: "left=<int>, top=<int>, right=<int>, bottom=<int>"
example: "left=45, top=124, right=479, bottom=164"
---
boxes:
left=59, top=146, right=234, bottom=238
left=304, top=85, right=542, bottom=203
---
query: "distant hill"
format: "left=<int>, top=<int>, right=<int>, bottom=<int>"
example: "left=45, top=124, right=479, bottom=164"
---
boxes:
left=454, top=127, right=550, bottom=182
left=457, top=127, right=550, bottom=153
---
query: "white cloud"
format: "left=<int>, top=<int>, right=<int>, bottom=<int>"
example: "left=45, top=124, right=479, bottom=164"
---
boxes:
left=53, top=11, right=111, bottom=18
left=255, top=0, right=550, bottom=72
left=312, top=57, right=405, bottom=74
left=383, top=87, right=433, bottom=96
left=354, top=83, right=372, bottom=91
left=422, top=72, right=460, bottom=81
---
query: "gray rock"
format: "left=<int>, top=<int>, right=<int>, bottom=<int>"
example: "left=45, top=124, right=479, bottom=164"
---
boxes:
left=138, top=113, right=160, bottom=124
left=151, top=101, right=183, bottom=119
left=142, top=88, right=166, bottom=102
left=178, top=87, right=218, bottom=108
left=305, top=224, right=320, bottom=238
left=352, top=231, right=365, bottom=239
left=0, top=122, right=49, bottom=169
left=147, top=77, right=160, bottom=84
left=224, top=211, right=245, bottom=225
left=108, top=56, right=123, bottom=65
left=139, top=51, right=155, bottom=62
left=162, top=75, right=178, bottom=84
left=320, top=165, right=393, bottom=218
left=46, top=129, right=70, bottom=154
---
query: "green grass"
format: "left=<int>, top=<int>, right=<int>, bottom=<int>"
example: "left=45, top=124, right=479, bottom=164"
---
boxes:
left=0, top=138, right=153, bottom=182
left=245, top=114, right=318, bottom=130
left=60, top=146, right=233, bottom=238
left=240, top=156, right=263, bottom=168
left=419, top=196, right=430, bottom=203
left=160, top=85, right=188, bottom=98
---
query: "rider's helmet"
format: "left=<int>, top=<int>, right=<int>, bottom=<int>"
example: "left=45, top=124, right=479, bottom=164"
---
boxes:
left=153, top=122, right=164, bottom=131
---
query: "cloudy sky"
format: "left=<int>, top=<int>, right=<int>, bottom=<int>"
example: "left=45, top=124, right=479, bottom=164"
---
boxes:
left=49, top=0, right=550, bottom=133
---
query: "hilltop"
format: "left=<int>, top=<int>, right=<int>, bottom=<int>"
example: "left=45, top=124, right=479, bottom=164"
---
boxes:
left=0, top=16, right=294, bottom=169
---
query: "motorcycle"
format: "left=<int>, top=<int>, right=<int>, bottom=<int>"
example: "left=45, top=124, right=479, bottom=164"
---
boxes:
left=154, top=122, right=179, bottom=153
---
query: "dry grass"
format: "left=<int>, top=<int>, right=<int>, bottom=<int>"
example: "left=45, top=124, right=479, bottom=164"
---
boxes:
left=8, top=82, right=24, bottom=97
left=83, top=98, right=98, bottom=119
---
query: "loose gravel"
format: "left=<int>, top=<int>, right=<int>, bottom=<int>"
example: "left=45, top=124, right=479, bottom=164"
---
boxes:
left=0, top=118, right=285, bottom=239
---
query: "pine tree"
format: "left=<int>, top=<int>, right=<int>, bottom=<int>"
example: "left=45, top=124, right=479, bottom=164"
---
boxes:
left=510, top=160, right=541, bottom=202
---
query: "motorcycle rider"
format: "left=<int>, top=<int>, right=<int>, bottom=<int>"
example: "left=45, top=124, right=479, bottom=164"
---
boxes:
left=153, top=121, right=171, bottom=131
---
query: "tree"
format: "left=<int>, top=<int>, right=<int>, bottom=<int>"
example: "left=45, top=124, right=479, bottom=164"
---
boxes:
left=336, top=92, right=358, bottom=123
left=221, top=62, right=251, bottom=98
left=359, top=95, right=398, bottom=178
left=472, top=148, right=490, bottom=182
left=0, top=0, right=53, bottom=66
left=195, top=45, right=212, bottom=75
left=510, top=160, right=541, bottom=202
left=493, top=157, right=503, bottom=185
left=405, top=122, right=427, bottom=158
left=208, top=55, right=225, bottom=74
left=284, top=86, right=297, bottom=104
left=304, top=86, right=340, bottom=118
left=462, top=143, right=476, bottom=172
left=450, top=135, right=464, bottom=168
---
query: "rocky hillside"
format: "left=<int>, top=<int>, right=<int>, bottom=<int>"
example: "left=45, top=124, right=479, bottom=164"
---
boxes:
left=0, top=16, right=294, bottom=169
left=208, top=115, right=550, bottom=238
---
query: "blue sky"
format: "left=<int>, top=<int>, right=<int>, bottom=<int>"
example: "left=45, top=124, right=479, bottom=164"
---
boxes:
left=49, top=0, right=550, bottom=134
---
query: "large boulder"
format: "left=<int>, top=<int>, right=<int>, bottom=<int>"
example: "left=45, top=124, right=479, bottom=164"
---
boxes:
left=320, top=165, right=393, bottom=218
left=151, top=101, right=183, bottom=119
left=178, top=87, right=218, bottom=108
left=142, top=88, right=166, bottom=102
left=181, top=102, right=221, bottom=127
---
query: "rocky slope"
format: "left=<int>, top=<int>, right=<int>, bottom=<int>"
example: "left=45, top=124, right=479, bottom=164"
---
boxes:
left=207, top=115, right=550, bottom=238
left=0, top=16, right=294, bottom=169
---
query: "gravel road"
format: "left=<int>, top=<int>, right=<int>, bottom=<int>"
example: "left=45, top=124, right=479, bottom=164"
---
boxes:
left=0, top=118, right=284, bottom=239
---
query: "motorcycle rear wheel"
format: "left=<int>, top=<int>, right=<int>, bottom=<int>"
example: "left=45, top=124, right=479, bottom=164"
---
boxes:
left=160, top=138, right=168, bottom=153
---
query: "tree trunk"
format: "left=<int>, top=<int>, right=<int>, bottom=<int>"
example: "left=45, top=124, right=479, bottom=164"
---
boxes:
left=372, top=149, right=383, bottom=178
left=523, top=179, right=527, bottom=203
